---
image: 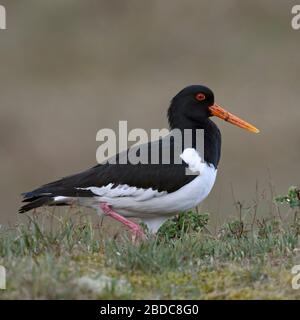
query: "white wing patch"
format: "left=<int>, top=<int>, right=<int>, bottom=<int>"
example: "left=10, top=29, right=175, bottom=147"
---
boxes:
left=76, top=184, right=167, bottom=201
left=54, top=196, right=71, bottom=203
left=180, top=148, right=206, bottom=174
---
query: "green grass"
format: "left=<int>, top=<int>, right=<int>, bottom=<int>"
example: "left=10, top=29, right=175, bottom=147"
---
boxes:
left=0, top=187, right=300, bottom=299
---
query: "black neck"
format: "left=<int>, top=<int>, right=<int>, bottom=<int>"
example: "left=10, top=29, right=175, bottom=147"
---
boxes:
left=168, top=106, right=221, bottom=168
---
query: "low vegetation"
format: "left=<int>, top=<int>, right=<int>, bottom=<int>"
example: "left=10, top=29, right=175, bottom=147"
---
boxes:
left=0, top=187, right=300, bottom=299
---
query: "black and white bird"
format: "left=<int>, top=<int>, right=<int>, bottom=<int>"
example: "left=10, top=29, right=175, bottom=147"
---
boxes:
left=20, top=85, right=259, bottom=236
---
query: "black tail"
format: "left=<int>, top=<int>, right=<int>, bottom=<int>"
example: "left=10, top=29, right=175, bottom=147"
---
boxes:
left=19, top=196, right=54, bottom=213
left=19, top=165, right=99, bottom=213
left=19, top=179, right=73, bottom=213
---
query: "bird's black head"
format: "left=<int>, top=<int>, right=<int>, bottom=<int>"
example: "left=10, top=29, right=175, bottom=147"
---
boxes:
left=168, top=84, right=259, bottom=133
left=168, top=85, right=215, bottom=129
left=167, top=84, right=259, bottom=168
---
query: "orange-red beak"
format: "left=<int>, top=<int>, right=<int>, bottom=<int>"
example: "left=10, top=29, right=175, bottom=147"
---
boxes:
left=209, top=104, right=259, bottom=133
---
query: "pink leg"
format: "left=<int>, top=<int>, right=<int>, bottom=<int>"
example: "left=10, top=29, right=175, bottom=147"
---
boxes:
left=100, top=203, right=145, bottom=238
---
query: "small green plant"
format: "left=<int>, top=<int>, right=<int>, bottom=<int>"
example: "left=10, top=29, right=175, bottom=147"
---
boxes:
left=276, top=186, right=300, bottom=236
left=227, top=220, right=245, bottom=239
left=256, top=219, right=282, bottom=239
left=275, top=186, right=300, bottom=208
left=157, top=211, right=209, bottom=239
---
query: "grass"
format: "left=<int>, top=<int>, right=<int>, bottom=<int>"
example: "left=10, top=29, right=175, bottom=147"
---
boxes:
left=0, top=187, right=300, bottom=299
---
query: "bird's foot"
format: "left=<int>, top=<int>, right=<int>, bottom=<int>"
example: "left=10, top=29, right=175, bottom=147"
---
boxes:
left=100, top=203, right=146, bottom=241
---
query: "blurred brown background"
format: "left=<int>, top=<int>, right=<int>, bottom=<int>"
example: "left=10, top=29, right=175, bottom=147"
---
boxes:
left=0, top=1, right=299, bottom=225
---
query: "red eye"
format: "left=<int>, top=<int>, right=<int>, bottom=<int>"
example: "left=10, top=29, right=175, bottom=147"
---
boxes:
left=195, top=93, right=206, bottom=101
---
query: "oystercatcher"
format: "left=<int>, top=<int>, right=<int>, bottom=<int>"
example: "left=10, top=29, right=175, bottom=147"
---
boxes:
left=20, top=85, right=259, bottom=236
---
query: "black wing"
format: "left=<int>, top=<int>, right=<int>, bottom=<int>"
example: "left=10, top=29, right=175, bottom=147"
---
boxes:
left=20, top=135, right=200, bottom=212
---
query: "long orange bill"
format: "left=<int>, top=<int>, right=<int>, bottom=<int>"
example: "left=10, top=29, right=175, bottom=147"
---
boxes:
left=209, top=103, right=260, bottom=133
